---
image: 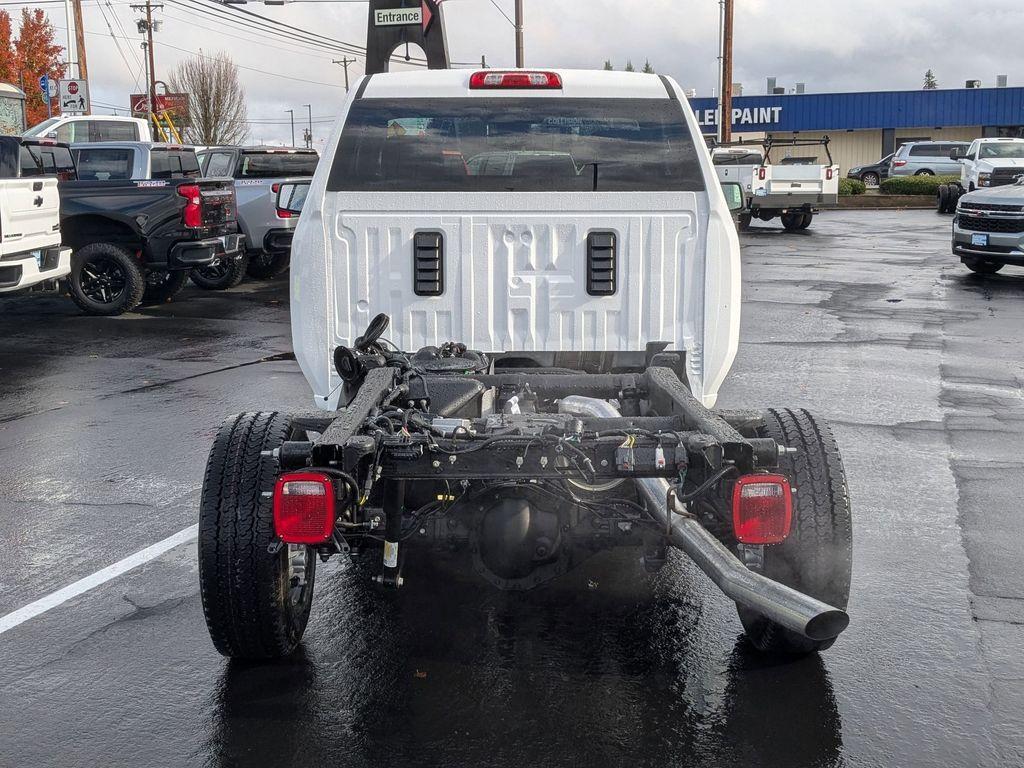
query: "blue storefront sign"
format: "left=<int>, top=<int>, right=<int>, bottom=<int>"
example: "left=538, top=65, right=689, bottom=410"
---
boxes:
left=689, top=87, right=1024, bottom=133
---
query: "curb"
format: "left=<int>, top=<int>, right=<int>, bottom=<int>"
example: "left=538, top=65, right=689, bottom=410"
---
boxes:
left=836, top=193, right=935, bottom=210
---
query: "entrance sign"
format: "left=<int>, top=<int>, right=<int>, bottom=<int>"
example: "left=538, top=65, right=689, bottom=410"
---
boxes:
left=374, top=7, right=422, bottom=26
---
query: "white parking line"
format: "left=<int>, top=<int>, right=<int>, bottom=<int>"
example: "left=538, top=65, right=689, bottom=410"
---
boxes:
left=0, top=524, right=199, bottom=636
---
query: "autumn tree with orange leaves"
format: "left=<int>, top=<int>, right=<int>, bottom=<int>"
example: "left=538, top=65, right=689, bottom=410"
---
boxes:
left=0, top=9, right=66, bottom=126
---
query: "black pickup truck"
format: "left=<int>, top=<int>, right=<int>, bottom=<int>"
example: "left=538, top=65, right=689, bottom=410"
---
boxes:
left=22, top=139, right=244, bottom=315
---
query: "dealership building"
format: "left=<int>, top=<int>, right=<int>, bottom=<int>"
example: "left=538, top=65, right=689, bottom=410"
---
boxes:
left=689, top=86, right=1024, bottom=173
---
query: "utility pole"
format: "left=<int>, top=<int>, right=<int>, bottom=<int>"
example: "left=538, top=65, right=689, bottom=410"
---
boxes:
left=514, top=0, right=524, bottom=68
left=132, top=1, right=163, bottom=118
left=303, top=104, right=312, bottom=148
left=332, top=57, right=357, bottom=91
left=72, top=0, right=88, bottom=84
left=286, top=109, right=295, bottom=147
left=720, top=0, right=734, bottom=143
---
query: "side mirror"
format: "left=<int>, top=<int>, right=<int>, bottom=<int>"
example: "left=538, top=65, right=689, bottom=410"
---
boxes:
left=275, top=181, right=309, bottom=216
left=45, top=131, right=58, bottom=139
left=720, top=181, right=745, bottom=212
left=950, top=147, right=967, bottom=161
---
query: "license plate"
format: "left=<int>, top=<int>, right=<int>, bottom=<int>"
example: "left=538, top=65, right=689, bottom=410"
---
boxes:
left=971, top=234, right=989, bottom=247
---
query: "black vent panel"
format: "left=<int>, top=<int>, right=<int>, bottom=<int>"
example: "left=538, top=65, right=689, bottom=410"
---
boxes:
left=413, top=232, right=444, bottom=296
left=587, top=232, right=617, bottom=296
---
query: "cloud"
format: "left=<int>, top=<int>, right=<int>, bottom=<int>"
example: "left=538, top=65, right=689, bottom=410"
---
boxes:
left=49, top=0, right=1024, bottom=144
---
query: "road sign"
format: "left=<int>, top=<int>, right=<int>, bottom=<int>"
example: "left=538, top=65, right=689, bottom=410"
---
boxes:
left=58, top=79, right=89, bottom=114
left=374, top=6, right=422, bottom=26
left=38, top=75, right=47, bottom=94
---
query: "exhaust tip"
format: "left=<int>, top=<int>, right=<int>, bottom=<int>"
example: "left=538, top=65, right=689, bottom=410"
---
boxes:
left=804, top=609, right=850, bottom=641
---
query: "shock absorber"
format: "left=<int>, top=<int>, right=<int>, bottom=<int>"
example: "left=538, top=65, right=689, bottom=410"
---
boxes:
left=378, top=479, right=405, bottom=588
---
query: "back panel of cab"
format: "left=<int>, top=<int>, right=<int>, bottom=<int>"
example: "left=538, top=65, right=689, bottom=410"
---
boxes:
left=326, top=192, right=706, bottom=355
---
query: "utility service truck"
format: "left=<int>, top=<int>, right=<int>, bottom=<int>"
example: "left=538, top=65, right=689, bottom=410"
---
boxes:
left=713, top=137, right=839, bottom=231
left=197, top=69, right=854, bottom=662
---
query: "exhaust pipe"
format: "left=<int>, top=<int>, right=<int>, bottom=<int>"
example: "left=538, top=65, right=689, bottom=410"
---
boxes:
left=559, top=396, right=849, bottom=642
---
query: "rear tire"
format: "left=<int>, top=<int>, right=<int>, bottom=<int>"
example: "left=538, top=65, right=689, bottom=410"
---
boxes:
left=915, top=169, right=934, bottom=176
left=246, top=250, right=290, bottom=280
left=861, top=172, right=880, bottom=187
left=198, top=412, right=316, bottom=659
left=68, top=242, right=145, bottom=316
left=963, top=259, right=1004, bottom=275
left=937, top=184, right=950, bottom=213
left=737, top=213, right=753, bottom=231
left=797, top=213, right=813, bottom=230
left=781, top=213, right=804, bottom=231
left=141, top=270, right=190, bottom=305
left=190, top=253, right=249, bottom=291
left=736, top=408, right=853, bottom=655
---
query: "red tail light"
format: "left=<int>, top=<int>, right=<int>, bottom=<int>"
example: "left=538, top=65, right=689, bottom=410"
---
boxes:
left=469, top=71, right=562, bottom=90
left=273, top=472, right=336, bottom=545
left=271, top=183, right=280, bottom=194
left=892, top=160, right=907, bottom=167
left=276, top=209, right=293, bottom=219
left=758, top=167, right=767, bottom=181
left=732, top=474, right=793, bottom=545
left=826, top=168, right=834, bottom=180
left=177, top=184, right=202, bottom=228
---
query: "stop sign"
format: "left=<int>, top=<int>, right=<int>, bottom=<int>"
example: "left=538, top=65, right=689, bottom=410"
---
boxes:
left=67, top=81, right=79, bottom=95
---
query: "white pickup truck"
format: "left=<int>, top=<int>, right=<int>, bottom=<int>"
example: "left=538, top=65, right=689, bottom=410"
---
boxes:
left=713, top=137, right=840, bottom=231
left=937, top=138, right=1024, bottom=214
left=0, top=136, right=71, bottom=294
left=196, top=69, right=854, bottom=662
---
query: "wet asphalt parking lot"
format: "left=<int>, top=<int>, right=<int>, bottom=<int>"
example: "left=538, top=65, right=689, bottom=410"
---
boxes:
left=1, top=209, right=1022, bottom=768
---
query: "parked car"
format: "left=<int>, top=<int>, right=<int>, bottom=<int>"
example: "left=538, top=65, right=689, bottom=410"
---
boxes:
left=951, top=179, right=1024, bottom=275
left=0, top=136, right=72, bottom=294
left=70, top=142, right=201, bottom=182
left=196, top=69, right=853, bottom=662
left=197, top=146, right=319, bottom=279
left=846, top=153, right=893, bottom=186
left=712, top=137, right=840, bottom=231
left=24, top=115, right=152, bottom=144
left=889, top=141, right=969, bottom=177
left=56, top=148, right=243, bottom=315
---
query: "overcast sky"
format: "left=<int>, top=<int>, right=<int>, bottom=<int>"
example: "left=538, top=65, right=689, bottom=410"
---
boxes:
left=39, top=0, right=1024, bottom=144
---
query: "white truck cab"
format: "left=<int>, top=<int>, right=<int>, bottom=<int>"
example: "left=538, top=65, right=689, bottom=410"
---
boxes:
left=23, top=116, right=152, bottom=144
left=955, top=138, right=1024, bottom=190
left=291, top=68, right=743, bottom=410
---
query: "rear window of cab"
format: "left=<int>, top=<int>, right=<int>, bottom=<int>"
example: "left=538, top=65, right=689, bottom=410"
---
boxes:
left=327, top=97, right=705, bottom=193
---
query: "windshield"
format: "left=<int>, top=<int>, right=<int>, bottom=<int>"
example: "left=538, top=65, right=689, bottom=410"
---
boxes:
left=240, top=152, right=319, bottom=178
left=980, top=143, right=1024, bottom=159
left=23, top=118, right=61, bottom=137
left=328, top=97, right=705, bottom=192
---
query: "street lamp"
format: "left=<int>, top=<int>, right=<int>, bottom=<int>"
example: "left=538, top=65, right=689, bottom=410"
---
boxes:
left=303, top=104, right=312, bottom=148
left=286, top=108, right=295, bottom=146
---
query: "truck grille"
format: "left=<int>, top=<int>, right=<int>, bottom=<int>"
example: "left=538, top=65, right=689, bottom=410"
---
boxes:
left=958, top=214, right=1024, bottom=234
left=960, top=201, right=1024, bottom=213
left=990, top=168, right=1024, bottom=187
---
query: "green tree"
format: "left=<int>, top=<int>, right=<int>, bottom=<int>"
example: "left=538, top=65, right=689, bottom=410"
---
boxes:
left=624, top=60, right=635, bottom=72
left=923, top=69, right=938, bottom=89
left=603, top=60, right=613, bottom=71
left=642, top=59, right=655, bottom=74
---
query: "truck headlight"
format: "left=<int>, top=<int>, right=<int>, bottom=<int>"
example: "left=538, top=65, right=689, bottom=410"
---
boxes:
left=978, top=172, right=992, bottom=187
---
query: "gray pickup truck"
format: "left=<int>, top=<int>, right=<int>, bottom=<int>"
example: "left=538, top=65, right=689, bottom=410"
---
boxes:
left=197, top=146, right=318, bottom=279
left=952, top=180, right=1024, bottom=275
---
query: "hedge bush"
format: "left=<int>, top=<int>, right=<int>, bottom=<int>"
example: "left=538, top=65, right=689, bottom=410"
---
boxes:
left=880, top=174, right=959, bottom=196
left=839, top=178, right=866, bottom=196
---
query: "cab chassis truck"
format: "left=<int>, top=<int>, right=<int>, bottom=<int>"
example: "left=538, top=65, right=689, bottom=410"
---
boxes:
left=198, top=69, right=854, bottom=661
